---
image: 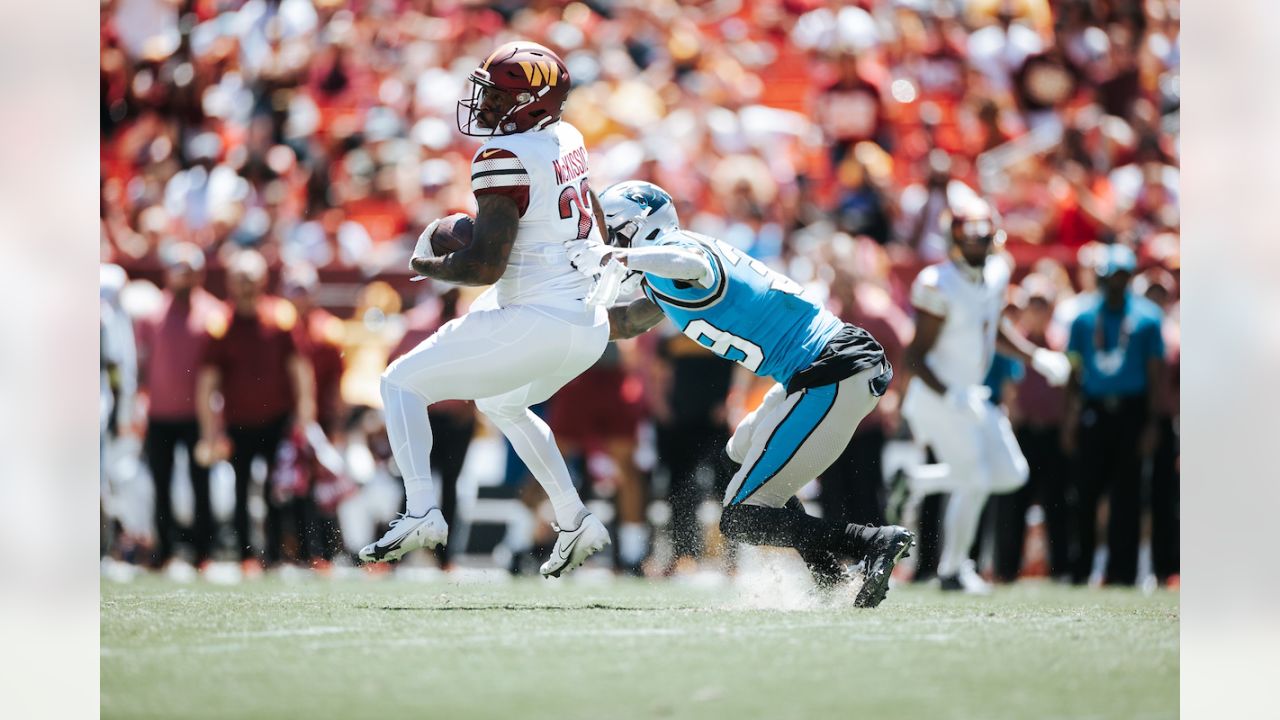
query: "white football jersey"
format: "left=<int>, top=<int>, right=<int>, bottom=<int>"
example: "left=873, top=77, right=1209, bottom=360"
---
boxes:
left=909, top=255, right=1012, bottom=389
left=470, top=121, right=596, bottom=311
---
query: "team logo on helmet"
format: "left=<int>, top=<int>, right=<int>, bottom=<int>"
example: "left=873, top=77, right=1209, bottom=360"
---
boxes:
left=518, top=61, right=559, bottom=87
left=600, top=181, right=680, bottom=249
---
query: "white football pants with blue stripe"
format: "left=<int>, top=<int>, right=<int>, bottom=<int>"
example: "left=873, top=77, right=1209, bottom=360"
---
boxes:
left=723, top=365, right=884, bottom=508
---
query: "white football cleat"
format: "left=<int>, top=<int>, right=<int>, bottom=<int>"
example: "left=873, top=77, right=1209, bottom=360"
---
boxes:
left=539, top=509, right=611, bottom=578
left=359, top=509, right=448, bottom=564
left=939, top=560, right=992, bottom=594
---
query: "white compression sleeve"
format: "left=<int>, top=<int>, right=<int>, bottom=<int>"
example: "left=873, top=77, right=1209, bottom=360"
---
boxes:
left=484, top=407, right=586, bottom=528
left=622, top=246, right=714, bottom=287
left=380, top=380, right=437, bottom=516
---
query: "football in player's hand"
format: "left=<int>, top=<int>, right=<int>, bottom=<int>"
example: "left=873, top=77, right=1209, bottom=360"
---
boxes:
left=430, top=213, right=475, bottom=256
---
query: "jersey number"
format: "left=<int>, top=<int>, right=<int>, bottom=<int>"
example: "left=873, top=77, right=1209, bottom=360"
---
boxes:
left=686, top=319, right=764, bottom=372
left=712, top=239, right=802, bottom=295
left=558, top=180, right=594, bottom=241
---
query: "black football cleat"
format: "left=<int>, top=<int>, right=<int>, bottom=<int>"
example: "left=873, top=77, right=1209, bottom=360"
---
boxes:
left=853, top=526, right=915, bottom=608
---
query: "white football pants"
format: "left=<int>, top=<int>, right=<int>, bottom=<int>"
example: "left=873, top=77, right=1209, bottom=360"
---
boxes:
left=381, top=300, right=608, bottom=525
left=901, top=377, right=1029, bottom=577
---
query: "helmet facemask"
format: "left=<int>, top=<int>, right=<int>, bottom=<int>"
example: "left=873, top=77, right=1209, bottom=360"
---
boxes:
left=457, top=71, right=528, bottom=137
left=457, top=67, right=562, bottom=137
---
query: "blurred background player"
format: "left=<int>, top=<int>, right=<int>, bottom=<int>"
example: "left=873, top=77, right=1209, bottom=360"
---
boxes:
left=363, top=41, right=611, bottom=578
left=592, top=181, right=912, bottom=607
left=1063, top=244, right=1166, bottom=586
left=136, top=243, right=225, bottom=571
left=899, top=199, right=1072, bottom=593
left=196, top=249, right=317, bottom=573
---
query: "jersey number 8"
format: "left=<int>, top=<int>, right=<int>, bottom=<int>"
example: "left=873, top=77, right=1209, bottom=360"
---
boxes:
left=686, top=319, right=764, bottom=372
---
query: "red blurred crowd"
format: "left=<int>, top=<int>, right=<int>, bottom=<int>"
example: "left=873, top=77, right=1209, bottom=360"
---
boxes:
left=100, top=0, right=1178, bottom=585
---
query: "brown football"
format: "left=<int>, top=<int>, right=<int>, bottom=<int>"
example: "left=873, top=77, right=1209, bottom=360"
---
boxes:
left=431, top=213, right=475, bottom=256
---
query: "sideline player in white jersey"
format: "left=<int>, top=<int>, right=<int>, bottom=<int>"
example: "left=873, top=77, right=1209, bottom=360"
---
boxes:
left=899, top=198, right=1071, bottom=593
left=359, top=41, right=611, bottom=577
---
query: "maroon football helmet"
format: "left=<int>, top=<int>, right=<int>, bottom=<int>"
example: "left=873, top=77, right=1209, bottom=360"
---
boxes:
left=457, top=41, right=572, bottom=137
left=949, top=197, right=1005, bottom=247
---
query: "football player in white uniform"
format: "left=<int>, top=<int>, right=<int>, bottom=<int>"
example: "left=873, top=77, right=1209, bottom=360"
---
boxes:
left=900, top=199, right=1071, bottom=593
left=360, top=41, right=611, bottom=577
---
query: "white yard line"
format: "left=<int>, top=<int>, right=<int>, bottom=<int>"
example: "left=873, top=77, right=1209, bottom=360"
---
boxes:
left=102, top=620, right=954, bottom=657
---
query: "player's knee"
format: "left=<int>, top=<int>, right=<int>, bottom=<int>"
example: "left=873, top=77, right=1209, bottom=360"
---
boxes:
left=725, top=429, right=749, bottom=465
left=475, top=397, right=523, bottom=425
left=380, top=364, right=434, bottom=406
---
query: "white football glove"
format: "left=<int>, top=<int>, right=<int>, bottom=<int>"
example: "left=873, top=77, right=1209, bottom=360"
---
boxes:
left=618, top=269, right=644, bottom=297
left=945, top=385, right=991, bottom=417
left=409, top=219, right=443, bottom=281
left=584, top=258, right=628, bottom=306
left=565, top=239, right=613, bottom=276
left=1031, top=348, right=1072, bottom=387
left=412, top=218, right=442, bottom=262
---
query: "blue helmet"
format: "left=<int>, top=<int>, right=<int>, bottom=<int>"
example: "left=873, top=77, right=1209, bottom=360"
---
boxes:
left=598, top=181, right=680, bottom=249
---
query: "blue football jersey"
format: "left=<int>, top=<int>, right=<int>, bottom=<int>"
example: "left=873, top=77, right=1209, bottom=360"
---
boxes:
left=641, top=231, right=843, bottom=385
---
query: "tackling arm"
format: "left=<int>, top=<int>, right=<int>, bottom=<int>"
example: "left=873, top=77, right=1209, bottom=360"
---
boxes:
left=607, top=296, right=666, bottom=341
left=615, top=246, right=714, bottom=287
left=411, top=194, right=519, bottom=285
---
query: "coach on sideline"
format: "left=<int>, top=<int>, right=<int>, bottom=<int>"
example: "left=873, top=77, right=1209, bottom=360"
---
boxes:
left=1063, top=244, right=1166, bottom=586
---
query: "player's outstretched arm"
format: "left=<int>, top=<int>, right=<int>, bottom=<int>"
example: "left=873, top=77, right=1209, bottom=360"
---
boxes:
left=616, top=246, right=713, bottom=287
left=608, top=296, right=665, bottom=341
left=997, top=317, right=1071, bottom=386
left=411, top=194, right=518, bottom=286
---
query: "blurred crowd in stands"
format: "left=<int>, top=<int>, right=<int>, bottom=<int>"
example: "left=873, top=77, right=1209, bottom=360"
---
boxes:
left=100, top=0, right=1178, bottom=587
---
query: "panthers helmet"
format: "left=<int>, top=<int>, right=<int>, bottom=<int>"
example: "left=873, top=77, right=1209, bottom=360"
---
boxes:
left=457, top=41, right=571, bottom=137
left=598, top=181, right=680, bottom=249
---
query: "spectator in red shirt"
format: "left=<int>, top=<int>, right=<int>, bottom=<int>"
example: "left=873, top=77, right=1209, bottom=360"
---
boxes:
left=137, top=243, right=226, bottom=569
left=281, top=264, right=345, bottom=434
left=197, top=249, right=316, bottom=570
left=281, top=263, right=348, bottom=564
left=814, top=50, right=887, bottom=164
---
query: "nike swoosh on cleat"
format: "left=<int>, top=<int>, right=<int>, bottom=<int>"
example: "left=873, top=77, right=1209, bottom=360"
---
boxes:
left=555, top=532, right=584, bottom=563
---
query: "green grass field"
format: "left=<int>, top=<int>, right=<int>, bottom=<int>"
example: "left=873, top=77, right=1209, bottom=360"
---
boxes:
left=101, top=572, right=1178, bottom=719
